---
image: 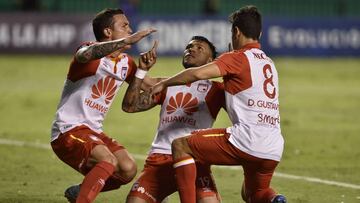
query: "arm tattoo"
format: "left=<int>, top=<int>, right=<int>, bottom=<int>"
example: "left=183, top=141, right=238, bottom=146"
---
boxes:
left=77, top=39, right=127, bottom=62
left=122, top=77, right=157, bottom=113
left=89, top=40, right=126, bottom=60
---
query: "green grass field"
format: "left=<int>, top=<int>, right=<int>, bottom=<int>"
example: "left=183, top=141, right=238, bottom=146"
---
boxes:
left=0, top=55, right=359, bottom=203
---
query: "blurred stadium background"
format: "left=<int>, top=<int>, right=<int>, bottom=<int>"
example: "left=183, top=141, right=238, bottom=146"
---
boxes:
left=1, top=0, right=359, bottom=56
left=0, top=0, right=360, bottom=202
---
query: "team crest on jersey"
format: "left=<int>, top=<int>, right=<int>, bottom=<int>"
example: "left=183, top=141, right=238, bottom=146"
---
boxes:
left=120, top=67, right=128, bottom=80
left=91, top=76, right=117, bottom=105
left=166, top=92, right=198, bottom=115
left=197, top=83, right=209, bottom=93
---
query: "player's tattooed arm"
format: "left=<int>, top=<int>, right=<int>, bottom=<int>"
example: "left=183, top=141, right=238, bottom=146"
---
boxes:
left=122, top=40, right=159, bottom=113
left=122, top=77, right=158, bottom=113
left=75, top=28, right=156, bottom=63
left=75, top=40, right=127, bottom=63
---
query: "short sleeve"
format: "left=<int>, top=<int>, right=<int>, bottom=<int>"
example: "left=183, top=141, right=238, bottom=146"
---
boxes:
left=214, top=51, right=246, bottom=76
left=67, top=42, right=100, bottom=82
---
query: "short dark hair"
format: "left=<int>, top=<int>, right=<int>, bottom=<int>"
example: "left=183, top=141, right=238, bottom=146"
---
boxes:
left=229, top=5, right=262, bottom=40
left=92, top=8, right=124, bottom=41
left=190, top=36, right=217, bottom=59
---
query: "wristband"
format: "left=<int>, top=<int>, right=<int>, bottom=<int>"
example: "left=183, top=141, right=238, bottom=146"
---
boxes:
left=135, top=69, right=148, bottom=79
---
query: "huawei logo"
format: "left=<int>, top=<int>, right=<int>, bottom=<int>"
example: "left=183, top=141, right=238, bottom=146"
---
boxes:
left=91, top=76, right=117, bottom=104
left=166, top=92, right=198, bottom=115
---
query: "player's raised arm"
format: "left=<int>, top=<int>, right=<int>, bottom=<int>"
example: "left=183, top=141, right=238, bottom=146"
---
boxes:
left=75, top=28, right=156, bottom=63
left=122, top=41, right=160, bottom=113
left=151, top=62, right=222, bottom=96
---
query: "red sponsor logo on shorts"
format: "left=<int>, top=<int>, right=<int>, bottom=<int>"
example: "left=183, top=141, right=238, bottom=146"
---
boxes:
left=91, top=76, right=117, bottom=105
left=166, top=92, right=198, bottom=115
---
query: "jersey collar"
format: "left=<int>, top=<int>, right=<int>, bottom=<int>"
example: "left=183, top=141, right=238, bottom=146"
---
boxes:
left=242, top=42, right=261, bottom=50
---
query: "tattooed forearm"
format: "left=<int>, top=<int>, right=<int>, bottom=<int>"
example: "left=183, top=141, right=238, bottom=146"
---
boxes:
left=136, top=91, right=156, bottom=111
left=122, top=77, right=157, bottom=113
left=76, top=39, right=127, bottom=63
left=89, top=40, right=126, bottom=59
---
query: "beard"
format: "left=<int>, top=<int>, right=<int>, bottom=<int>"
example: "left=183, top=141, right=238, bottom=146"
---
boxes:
left=182, top=59, right=195, bottom=69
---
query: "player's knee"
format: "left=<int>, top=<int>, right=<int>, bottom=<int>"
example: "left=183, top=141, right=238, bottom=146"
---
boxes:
left=102, top=154, right=119, bottom=167
left=123, top=162, right=137, bottom=182
left=116, top=159, right=137, bottom=183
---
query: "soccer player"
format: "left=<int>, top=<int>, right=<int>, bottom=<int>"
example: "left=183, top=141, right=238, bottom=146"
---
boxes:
left=123, top=36, right=225, bottom=203
left=151, top=6, right=287, bottom=203
left=50, top=8, right=158, bottom=203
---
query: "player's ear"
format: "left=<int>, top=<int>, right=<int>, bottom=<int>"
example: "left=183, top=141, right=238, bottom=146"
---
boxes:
left=103, top=28, right=112, bottom=38
left=234, top=27, right=241, bottom=38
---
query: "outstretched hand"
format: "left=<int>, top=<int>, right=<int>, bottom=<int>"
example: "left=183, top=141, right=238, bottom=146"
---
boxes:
left=124, top=28, right=157, bottom=45
left=139, top=40, right=158, bottom=71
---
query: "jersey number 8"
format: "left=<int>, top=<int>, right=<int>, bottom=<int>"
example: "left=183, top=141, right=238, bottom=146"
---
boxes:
left=262, top=64, right=276, bottom=99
